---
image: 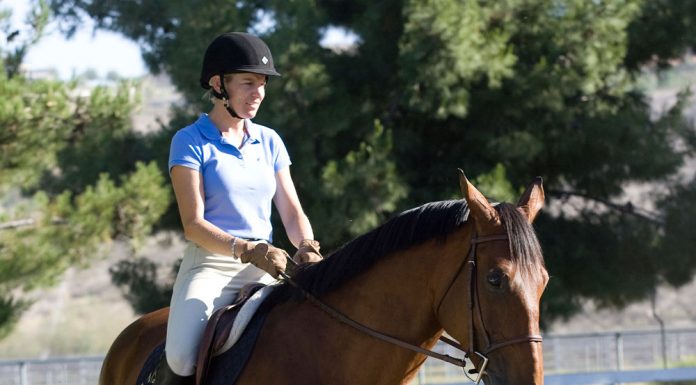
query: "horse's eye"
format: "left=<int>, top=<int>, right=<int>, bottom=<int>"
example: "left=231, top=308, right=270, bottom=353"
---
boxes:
left=487, top=270, right=503, bottom=287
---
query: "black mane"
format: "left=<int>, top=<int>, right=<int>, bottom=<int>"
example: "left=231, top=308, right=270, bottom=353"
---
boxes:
left=266, top=199, right=544, bottom=305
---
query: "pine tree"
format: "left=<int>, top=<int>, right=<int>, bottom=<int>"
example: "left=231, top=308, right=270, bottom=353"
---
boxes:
left=0, top=2, right=171, bottom=338
left=47, top=0, right=696, bottom=324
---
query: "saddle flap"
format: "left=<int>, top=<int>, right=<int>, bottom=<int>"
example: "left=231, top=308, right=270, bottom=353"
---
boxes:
left=196, top=283, right=266, bottom=385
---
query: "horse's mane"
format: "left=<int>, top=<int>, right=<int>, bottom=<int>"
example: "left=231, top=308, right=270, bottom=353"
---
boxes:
left=266, top=199, right=544, bottom=306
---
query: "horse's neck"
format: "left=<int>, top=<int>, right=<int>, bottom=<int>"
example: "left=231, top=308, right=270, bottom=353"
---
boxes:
left=329, top=241, right=440, bottom=327
left=316, top=232, right=468, bottom=382
left=245, top=229, right=473, bottom=385
left=330, top=226, right=472, bottom=330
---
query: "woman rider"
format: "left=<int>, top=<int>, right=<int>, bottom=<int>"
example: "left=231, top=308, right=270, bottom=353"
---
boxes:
left=157, top=32, right=322, bottom=385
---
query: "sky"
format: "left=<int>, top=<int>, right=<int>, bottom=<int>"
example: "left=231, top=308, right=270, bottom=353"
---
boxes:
left=3, top=0, right=355, bottom=80
left=4, top=0, right=147, bottom=79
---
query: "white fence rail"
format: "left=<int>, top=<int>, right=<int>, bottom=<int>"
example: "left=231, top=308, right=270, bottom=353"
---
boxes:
left=1, top=328, right=695, bottom=385
left=544, top=328, right=696, bottom=373
left=417, top=328, right=696, bottom=384
left=0, top=356, right=102, bottom=385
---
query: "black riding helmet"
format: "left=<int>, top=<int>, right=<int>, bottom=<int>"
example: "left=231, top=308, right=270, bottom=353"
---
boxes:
left=200, top=32, right=280, bottom=88
left=200, top=32, right=281, bottom=118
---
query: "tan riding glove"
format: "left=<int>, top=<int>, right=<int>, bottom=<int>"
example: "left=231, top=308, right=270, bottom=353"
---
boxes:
left=292, top=239, right=323, bottom=264
left=239, top=243, right=289, bottom=278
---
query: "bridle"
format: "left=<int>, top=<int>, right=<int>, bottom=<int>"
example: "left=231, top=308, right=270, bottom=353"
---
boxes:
left=280, top=232, right=542, bottom=384
left=436, top=233, right=544, bottom=383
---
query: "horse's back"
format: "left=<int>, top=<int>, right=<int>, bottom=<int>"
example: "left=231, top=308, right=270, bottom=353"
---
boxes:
left=100, top=307, right=169, bottom=385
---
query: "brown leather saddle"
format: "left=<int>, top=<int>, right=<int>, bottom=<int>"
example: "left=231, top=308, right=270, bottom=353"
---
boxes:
left=195, top=283, right=266, bottom=385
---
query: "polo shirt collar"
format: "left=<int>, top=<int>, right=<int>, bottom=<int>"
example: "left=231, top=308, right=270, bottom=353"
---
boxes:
left=197, top=114, right=260, bottom=144
left=244, top=120, right=261, bottom=144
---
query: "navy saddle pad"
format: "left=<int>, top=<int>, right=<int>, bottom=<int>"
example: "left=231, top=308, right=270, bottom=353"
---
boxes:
left=134, top=305, right=270, bottom=385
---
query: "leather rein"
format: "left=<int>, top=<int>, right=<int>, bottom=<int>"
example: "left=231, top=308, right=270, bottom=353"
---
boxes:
left=280, top=233, right=542, bottom=384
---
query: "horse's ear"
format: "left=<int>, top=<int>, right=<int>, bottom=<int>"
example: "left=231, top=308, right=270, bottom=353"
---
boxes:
left=517, top=176, right=544, bottom=224
left=458, top=169, right=499, bottom=229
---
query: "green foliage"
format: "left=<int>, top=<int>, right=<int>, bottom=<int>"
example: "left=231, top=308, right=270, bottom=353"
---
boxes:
left=626, top=0, right=696, bottom=70
left=0, top=3, right=171, bottom=336
left=47, top=0, right=696, bottom=325
left=0, top=297, right=28, bottom=340
left=400, top=0, right=517, bottom=118
left=657, top=178, right=696, bottom=286
left=109, top=257, right=176, bottom=314
left=0, top=0, right=49, bottom=78
left=320, top=120, right=407, bottom=244
left=0, top=72, right=74, bottom=189
left=472, top=164, right=517, bottom=203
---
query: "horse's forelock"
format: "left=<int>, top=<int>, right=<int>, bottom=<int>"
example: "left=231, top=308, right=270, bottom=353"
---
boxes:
left=495, top=203, right=545, bottom=281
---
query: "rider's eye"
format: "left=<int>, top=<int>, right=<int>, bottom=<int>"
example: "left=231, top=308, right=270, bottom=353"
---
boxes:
left=487, top=269, right=504, bottom=287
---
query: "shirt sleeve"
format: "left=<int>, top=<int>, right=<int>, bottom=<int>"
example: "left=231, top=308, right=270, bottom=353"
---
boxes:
left=168, top=130, right=203, bottom=174
left=271, top=130, right=292, bottom=172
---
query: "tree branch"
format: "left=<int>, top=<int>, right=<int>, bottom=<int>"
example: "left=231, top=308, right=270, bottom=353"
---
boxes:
left=0, top=218, right=68, bottom=230
left=547, top=189, right=665, bottom=225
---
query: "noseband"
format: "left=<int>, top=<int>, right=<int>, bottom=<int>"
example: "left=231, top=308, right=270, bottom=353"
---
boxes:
left=437, top=233, right=543, bottom=383
left=280, top=232, right=542, bottom=384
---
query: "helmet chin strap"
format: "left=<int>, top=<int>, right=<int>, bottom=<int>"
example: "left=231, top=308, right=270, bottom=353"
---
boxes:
left=214, top=73, right=242, bottom=120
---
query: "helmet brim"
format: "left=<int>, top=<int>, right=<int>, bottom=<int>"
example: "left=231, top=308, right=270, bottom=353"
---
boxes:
left=200, top=69, right=281, bottom=89
left=235, top=68, right=281, bottom=77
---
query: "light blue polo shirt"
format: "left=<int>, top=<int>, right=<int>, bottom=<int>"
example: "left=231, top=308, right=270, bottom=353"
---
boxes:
left=168, top=114, right=291, bottom=242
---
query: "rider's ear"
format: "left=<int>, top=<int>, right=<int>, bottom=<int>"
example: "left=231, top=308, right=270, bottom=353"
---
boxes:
left=209, top=75, right=222, bottom=93
left=458, top=169, right=500, bottom=230
left=516, top=177, right=544, bottom=224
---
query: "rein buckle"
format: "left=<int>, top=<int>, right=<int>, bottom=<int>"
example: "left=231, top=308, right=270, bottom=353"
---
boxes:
left=464, top=351, right=488, bottom=384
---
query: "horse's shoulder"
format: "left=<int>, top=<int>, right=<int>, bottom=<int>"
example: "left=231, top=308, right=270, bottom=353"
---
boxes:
left=142, top=307, right=170, bottom=325
left=120, top=307, right=169, bottom=344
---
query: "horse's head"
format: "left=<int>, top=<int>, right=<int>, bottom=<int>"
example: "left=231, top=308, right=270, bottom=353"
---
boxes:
left=435, top=171, right=548, bottom=385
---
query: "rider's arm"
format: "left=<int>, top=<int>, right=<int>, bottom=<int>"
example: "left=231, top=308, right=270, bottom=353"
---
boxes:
left=170, top=165, right=252, bottom=257
left=273, top=166, right=314, bottom=248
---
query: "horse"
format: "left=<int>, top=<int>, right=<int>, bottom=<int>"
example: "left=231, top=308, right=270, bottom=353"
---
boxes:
left=100, top=171, right=548, bottom=385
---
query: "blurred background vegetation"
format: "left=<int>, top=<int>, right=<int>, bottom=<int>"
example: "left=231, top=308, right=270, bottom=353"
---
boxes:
left=2, top=0, right=696, bottom=341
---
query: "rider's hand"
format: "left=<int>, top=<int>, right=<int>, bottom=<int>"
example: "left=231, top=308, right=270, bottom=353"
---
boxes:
left=292, top=239, right=323, bottom=264
left=240, top=243, right=288, bottom=278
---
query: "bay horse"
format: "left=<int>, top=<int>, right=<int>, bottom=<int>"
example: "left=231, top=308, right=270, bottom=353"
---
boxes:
left=100, top=171, right=548, bottom=385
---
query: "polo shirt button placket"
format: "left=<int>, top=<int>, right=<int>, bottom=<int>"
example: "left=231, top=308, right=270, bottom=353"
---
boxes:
left=222, top=137, right=246, bottom=167
left=238, top=144, right=246, bottom=168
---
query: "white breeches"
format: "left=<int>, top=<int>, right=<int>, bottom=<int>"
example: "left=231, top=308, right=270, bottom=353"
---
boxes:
left=164, top=242, right=276, bottom=376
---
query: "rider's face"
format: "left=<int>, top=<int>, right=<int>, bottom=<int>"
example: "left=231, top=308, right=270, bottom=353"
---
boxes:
left=223, top=73, right=266, bottom=119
